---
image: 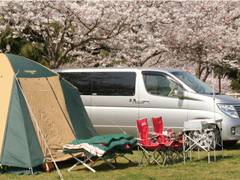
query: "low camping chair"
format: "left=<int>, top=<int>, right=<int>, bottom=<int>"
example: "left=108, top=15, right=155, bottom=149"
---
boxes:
left=152, top=117, right=183, bottom=163
left=63, top=134, right=137, bottom=173
left=136, top=118, right=166, bottom=165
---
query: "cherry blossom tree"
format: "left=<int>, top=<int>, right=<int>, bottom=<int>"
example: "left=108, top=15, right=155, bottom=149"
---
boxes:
left=164, top=1, right=240, bottom=80
left=0, top=0, right=240, bottom=85
left=0, top=1, right=127, bottom=68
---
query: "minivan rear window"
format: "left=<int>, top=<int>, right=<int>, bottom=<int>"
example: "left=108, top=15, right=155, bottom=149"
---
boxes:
left=59, top=72, right=136, bottom=96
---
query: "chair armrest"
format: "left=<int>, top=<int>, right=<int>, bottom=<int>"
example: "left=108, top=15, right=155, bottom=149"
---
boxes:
left=162, top=130, right=179, bottom=141
left=136, top=136, right=158, bottom=142
left=149, top=132, right=161, bottom=137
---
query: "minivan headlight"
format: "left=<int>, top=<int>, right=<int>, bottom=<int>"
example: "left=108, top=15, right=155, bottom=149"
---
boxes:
left=217, top=104, right=239, bottom=118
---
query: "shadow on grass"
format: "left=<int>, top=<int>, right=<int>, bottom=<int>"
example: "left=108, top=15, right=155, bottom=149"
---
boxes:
left=224, top=142, right=240, bottom=150
left=53, top=148, right=237, bottom=173
left=93, top=161, right=137, bottom=172
left=191, top=154, right=233, bottom=163
left=56, top=158, right=138, bottom=173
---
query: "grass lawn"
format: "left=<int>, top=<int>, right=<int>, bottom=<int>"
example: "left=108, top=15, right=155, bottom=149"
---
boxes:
left=1, top=145, right=240, bottom=180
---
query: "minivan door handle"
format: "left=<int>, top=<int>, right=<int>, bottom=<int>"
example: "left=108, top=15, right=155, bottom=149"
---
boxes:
left=138, top=99, right=150, bottom=104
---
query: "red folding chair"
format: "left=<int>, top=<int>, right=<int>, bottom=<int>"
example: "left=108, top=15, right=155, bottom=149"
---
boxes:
left=136, top=118, right=165, bottom=165
left=152, top=117, right=174, bottom=144
left=152, top=117, right=183, bottom=163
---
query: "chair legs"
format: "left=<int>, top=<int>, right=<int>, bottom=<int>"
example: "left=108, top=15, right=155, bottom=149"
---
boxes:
left=68, top=153, right=96, bottom=173
left=137, top=143, right=184, bottom=166
left=100, top=157, right=116, bottom=169
left=159, top=146, right=184, bottom=165
left=118, top=154, right=138, bottom=164
left=137, top=144, right=167, bottom=166
left=68, top=152, right=118, bottom=173
left=68, top=151, right=137, bottom=173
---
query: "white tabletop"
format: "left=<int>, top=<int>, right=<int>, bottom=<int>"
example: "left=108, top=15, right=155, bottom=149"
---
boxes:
left=183, top=119, right=222, bottom=131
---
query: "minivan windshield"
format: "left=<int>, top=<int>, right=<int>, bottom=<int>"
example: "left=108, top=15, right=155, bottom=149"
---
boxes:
left=172, top=71, right=213, bottom=94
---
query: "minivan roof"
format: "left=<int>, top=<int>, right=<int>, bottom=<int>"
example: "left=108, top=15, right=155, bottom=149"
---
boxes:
left=55, top=67, right=182, bottom=73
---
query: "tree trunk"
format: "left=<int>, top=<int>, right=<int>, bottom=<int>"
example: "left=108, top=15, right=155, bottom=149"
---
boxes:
left=202, top=67, right=211, bottom=82
left=218, top=74, right=221, bottom=94
left=195, top=62, right=201, bottom=79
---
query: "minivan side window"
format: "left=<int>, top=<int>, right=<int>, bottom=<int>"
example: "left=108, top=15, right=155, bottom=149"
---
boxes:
left=142, top=71, right=178, bottom=97
left=59, top=72, right=92, bottom=95
left=59, top=72, right=136, bottom=96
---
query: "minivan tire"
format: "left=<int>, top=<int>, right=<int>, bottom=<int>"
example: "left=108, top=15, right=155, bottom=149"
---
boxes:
left=223, top=140, right=238, bottom=147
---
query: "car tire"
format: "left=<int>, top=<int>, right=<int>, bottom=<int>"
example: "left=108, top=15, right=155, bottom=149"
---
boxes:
left=223, top=140, right=238, bottom=147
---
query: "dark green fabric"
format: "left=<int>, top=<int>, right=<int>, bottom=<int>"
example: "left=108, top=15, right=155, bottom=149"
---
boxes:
left=108, top=138, right=137, bottom=152
left=1, top=80, right=44, bottom=168
left=100, top=137, right=137, bottom=153
left=89, top=138, right=136, bottom=154
left=6, top=54, right=57, bottom=78
left=0, top=166, right=41, bottom=175
left=64, top=134, right=137, bottom=154
left=60, top=78, right=97, bottom=139
left=71, top=134, right=131, bottom=145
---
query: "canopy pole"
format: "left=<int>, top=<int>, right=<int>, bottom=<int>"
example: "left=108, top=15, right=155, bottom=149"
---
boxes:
left=15, top=75, right=64, bottom=180
left=211, top=66, right=216, bottom=121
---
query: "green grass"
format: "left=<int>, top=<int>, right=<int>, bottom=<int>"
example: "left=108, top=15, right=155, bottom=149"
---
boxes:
left=1, top=147, right=240, bottom=180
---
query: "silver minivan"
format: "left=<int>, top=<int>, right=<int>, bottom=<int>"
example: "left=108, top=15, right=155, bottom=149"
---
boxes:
left=56, top=68, right=240, bottom=144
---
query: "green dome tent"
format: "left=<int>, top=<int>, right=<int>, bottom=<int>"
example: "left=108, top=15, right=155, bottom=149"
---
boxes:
left=0, top=53, right=96, bottom=170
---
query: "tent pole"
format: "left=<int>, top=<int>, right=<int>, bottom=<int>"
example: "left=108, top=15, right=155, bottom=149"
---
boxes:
left=15, top=76, right=64, bottom=180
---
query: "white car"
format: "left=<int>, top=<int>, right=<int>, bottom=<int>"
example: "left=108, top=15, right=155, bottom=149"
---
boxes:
left=56, top=68, right=240, bottom=144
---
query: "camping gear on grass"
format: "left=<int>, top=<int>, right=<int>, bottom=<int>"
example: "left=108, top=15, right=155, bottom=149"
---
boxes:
left=183, top=119, right=223, bottom=163
left=0, top=53, right=96, bottom=174
left=136, top=118, right=167, bottom=165
left=152, top=117, right=183, bottom=163
left=63, top=134, right=137, bottom=173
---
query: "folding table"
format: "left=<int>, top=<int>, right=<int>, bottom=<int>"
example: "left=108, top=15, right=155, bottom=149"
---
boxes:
left=183, top=119, right=223, bottom=163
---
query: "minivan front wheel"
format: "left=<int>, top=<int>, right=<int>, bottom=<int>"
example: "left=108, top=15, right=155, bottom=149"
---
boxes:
left=213, top=128, right=222, bottom=149
left=213, top=129, right=239, bottom=149
left=223, top=140, right=238, bottom=147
